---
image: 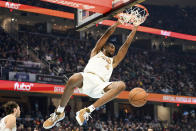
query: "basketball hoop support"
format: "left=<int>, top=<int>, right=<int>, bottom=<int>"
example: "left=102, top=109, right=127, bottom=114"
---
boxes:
left=75, top=0, right=146, bottom=31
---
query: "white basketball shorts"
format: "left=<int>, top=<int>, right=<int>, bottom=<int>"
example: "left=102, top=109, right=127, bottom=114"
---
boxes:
left=78, top=72, right=112, bottom=98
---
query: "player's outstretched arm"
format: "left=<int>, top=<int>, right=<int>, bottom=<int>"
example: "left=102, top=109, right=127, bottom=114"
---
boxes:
left=113, top=26, right=138, bottom=68
left=91, top=21, right=121, bottom=57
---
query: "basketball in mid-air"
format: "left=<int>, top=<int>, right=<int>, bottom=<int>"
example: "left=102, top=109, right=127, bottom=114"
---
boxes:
left=128, top=87, right=148, bottom=107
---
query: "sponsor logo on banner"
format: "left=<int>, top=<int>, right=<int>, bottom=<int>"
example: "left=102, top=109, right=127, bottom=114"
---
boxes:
left=5, top=2, right=21, bottom=9
left=53, top=87, right=81, bottom=94
left=161, top=30, right=171, bottom=36
left=163, top=95, right=194, bottom=103
left=43, top=0, right=94, bottom=9
left=14, top=82, right=33, bottom=91
left=54, top=87, right=64, bottom=93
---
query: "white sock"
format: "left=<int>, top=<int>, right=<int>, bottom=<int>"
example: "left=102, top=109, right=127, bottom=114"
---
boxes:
left=56, top=105, right=65, bottom=113
left=88, top=105, right=96, bottom=113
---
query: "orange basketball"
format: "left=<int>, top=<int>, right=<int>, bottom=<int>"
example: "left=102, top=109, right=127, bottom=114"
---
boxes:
left=129, top=87, right=148, bottom=107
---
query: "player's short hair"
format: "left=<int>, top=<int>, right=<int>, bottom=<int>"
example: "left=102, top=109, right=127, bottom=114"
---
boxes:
left=101, top=42, right=114, bottom=51
left=2, top=101, right=19, bottom=115
left=101, top=44, right=108, bottom=51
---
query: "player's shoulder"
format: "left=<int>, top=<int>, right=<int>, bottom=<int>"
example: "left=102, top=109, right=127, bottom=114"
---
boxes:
left=90, top=50, right=102, bottom=58
left=4, top=115, right=16, bottom=129
left=5, top=115, right=16, bottom=122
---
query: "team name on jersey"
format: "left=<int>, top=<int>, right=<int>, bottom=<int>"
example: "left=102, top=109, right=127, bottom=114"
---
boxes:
left=98, top=56, right=111, bottom=64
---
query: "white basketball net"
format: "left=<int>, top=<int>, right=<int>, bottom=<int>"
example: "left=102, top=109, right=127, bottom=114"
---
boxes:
left=118, top=5, right=149, bottom=26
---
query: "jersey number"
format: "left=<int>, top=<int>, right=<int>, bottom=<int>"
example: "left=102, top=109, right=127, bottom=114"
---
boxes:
left=105, top=64, right=110, bottom=70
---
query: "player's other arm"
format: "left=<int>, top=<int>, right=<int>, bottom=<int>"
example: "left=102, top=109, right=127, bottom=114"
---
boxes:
left=90, top=21, right=121, bottom=57
left=113, top=26, right=138, bottom=68
left=5, top=116, right=16, bottom=131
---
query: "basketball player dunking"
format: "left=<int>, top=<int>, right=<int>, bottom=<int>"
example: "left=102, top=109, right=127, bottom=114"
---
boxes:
left=0, top=101, right=20, bottom=131
left=43, top=20, right=138, bottom=129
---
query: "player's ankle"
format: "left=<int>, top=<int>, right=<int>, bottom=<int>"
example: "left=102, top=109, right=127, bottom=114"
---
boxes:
left=56, top=105, right=65, bottom=113
left=87, top=105, right=96, bottom=113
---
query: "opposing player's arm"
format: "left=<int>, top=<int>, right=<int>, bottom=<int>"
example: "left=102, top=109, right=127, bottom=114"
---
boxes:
left=90, top=21, right=121, bottom=58
left=5, top=116, right=16, bottom=130
left=113, top=26, right=138, bottom=68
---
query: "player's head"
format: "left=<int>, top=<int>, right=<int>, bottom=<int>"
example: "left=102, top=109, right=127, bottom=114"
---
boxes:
left=102, top=42, right=115, bottom=57
left=3, top=101, right=20, bottom=117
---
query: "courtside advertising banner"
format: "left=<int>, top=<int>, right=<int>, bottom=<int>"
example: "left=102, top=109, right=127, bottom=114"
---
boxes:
left=99, top=20, right=196, bottom=41
left=0, top=80, right=196, bottom=104
left=0, top=1, right=74, bottom=19
left=0, top=80, right=84, bottom=96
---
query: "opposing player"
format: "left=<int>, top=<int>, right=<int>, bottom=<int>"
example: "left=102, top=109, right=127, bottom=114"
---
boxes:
left=0, top=101, right=21, bottom=131
left=43, top=20, right=138, bottom=129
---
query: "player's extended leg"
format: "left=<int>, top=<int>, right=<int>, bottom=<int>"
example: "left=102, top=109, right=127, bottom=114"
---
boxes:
left=92, top=81, right=126, bottom=108
left=43, top=73, right=83, bottom=129
left=76, top=81, right=126, bottom=125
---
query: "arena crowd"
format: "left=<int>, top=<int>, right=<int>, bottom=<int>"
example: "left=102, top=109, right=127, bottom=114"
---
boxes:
left=0, top=26, right=195, bottom=96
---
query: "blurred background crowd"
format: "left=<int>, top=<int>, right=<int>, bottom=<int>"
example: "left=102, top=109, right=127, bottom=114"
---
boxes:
left=0, top=101, right=195, bottom=131
left=0, top=26, right=195, bottom=96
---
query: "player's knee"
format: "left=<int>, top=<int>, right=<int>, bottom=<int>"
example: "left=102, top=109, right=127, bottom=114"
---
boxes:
left=68, top=73, right=82, bottom=82
left=117, top=81, right=126, bottom=91
left=67, top=73, right=83, bottom=89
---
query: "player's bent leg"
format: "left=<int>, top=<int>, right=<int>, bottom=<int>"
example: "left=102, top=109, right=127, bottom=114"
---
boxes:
left=43, top=73, right=83, bottom=129
left=93, top=81, right=126, bottom=108
left=76, top=81, right=126, bottom=126
left=59, top=73, right=83, bottom=107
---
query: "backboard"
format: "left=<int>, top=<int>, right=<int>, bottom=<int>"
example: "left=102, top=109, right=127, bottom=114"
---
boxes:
left=75, top=0, right=146, bottom=31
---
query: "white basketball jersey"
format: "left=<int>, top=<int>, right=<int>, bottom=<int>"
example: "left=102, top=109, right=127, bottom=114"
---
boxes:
left=0, top=116, right=16, bottom=131
left=84, top=51, right=113, bottom=82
